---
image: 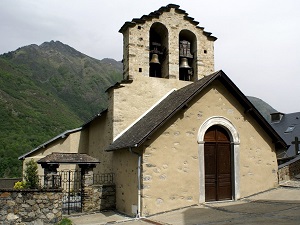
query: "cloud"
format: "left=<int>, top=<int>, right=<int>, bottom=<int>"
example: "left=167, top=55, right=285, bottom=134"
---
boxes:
left=0, top=0, right=300, bottom=112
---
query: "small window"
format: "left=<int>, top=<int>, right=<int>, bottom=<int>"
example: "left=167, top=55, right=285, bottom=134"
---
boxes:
left=139, top=68, right=142, bottom=72
left=285, top=126, right=295, bottom=133
left=138, top=26, right=142, bottom=30
left=204, top=50, right=207, bottom=54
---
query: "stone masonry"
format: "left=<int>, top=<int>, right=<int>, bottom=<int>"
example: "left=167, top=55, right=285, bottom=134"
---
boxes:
left=278, top=156, right=300, bottom=182
left=0, top=189, right=63, bottom=225
left=121, top=5, right=215, bottom=81
left=83, top=184, right=116, bottom=212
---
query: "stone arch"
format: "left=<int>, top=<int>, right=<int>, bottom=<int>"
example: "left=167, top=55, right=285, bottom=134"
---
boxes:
left=197, top=116, right=240, bottom=202
left=149, top=22, right=169, bottom=78
left=179, top=29, right=197, bottom=81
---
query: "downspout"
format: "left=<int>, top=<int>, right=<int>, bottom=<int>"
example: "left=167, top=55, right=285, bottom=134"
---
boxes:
left=129, top=147, right=141, bottom=218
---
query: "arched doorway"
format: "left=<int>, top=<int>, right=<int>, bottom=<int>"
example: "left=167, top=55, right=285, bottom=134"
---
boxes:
left=197, top=116, right=240, bottom=203
left=204, top=125, right=232, bottom=201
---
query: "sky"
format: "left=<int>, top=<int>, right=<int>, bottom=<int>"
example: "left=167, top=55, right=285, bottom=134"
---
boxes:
left=0, top=0, right=300, bottom=113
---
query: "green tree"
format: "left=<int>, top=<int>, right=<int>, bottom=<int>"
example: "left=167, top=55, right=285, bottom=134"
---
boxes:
left=24, top=159, right=39, bottom=189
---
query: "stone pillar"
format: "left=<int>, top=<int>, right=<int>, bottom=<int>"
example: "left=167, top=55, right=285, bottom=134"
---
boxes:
left=41, top=163, right=60, bottom=189
left=79, top=164, right=96, bottom=212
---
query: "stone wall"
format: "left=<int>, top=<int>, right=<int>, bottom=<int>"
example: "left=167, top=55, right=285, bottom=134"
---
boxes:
left=0, top=189, right=63, bottom=225
left=278, top=156, right=300, bottom=182
left=83, top=184, right=116, bottom=212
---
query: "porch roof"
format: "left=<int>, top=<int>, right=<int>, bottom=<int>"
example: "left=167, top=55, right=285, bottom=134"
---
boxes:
left=37, top=152, right=100, bottom=164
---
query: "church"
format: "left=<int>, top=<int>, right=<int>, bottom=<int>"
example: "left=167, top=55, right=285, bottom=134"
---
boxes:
left=19, top=4, right=287, bottom=217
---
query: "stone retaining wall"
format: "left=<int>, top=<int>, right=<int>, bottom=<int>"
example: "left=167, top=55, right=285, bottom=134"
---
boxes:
left=278, top=156, right=300, bottom=182
left=0, top=189, right=63, bottom=225
left=83, top=184, right=116, bottom=212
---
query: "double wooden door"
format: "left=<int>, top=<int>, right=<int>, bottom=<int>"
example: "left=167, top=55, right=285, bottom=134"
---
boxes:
left=204, top=125, right=232, bottom=201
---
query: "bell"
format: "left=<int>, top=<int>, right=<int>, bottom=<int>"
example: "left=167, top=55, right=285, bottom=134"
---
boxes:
left=150, top=53, right=160, bottom=64
left=179, top=57, right=191, bottom=68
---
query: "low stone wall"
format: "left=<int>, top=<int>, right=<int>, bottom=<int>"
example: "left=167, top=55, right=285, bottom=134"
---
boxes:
left=83, top=184, right=116, bottom=212
left=278, top=155, right=300, bottom=182
left=0, top=189, right=63, bottom=225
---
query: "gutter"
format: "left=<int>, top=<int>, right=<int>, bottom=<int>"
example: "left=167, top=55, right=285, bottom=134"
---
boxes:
left=18, top=127, right=82, bottom=160
left=129, top=147, right=142, bottom=218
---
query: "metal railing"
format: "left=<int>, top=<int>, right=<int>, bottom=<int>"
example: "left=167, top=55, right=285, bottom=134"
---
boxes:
left=93, top=172, right=114, bottom=185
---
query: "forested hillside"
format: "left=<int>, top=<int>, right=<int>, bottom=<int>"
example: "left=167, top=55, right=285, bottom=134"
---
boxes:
left=0, top=41, right=122, bottom=177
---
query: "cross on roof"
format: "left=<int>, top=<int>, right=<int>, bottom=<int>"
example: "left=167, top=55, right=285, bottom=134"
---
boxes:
left=291, top=136, right=300, bottom=155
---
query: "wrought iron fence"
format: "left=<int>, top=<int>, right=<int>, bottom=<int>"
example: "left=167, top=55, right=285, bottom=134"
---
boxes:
left=38, top=171, right=114, bottom=215
left=93, top=172, right=114, bottom=185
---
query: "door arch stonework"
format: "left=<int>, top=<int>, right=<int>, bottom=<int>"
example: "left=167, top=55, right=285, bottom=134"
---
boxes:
left=197, top=116, right=240, bottom=202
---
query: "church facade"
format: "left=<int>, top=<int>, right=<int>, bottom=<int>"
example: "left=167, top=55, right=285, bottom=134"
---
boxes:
left=19, top=4, right=287, bottom=217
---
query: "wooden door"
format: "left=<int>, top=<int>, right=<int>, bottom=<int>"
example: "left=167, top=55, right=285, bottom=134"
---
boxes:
left=204, top=125, right=232, bottom=201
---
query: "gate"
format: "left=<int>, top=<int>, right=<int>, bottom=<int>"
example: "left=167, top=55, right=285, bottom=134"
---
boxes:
left=59, top=170, right=83, bottom=215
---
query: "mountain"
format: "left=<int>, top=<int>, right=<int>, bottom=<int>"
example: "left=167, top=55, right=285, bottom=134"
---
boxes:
left=0, top=41, right=122, bottom=177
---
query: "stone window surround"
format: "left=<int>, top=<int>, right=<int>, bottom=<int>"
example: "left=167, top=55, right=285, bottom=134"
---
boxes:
left=197, top=116, right=240, bottom=202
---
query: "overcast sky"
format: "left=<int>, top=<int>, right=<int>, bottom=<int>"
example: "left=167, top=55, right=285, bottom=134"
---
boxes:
left=1, top=0, right=299, bottom=113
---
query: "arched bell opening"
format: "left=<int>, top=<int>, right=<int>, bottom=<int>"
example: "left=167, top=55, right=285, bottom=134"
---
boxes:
left=179, top=30, right=197, bottom=81
left=149, top=23, right=169, bottom=78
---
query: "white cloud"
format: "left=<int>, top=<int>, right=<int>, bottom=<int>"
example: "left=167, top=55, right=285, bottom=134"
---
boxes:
left=0, top=0, right=300, bottom=113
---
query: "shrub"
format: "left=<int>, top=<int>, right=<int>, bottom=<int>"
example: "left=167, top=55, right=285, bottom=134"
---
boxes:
left=13, top=181, right=26, bottom=189
left=24, top=159, right=39, bottom=189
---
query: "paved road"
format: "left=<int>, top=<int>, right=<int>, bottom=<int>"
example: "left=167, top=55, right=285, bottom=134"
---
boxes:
left=70, top=186, right=300, bottom=225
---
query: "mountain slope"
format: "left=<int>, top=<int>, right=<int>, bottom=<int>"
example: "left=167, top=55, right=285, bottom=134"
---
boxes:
left=247, top=96, right=278, bottom=123
left=0, top=41, right=122, bottom=177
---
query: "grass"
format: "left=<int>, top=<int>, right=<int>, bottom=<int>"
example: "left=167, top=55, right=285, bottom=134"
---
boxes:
left=56, top=217, right=72, bottom=225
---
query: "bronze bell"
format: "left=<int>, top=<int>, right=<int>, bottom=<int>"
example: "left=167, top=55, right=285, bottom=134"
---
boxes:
left=150, top=53, right=160, bottom=64
left=179, top=57, right=191, bottom=68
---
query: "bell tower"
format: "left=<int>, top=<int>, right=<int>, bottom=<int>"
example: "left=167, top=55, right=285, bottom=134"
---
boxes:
left=119, top=4, right=217, bottom=81
left=109, top=4, right=217, bottom=139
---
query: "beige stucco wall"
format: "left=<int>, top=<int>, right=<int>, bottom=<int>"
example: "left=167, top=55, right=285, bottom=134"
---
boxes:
left=109, top=77, right=191, bottom=139
left=140, top=80, right=278, bottom=216
left=87, top=113, right=114, bottom=175
left=122, top=7, right=215, bottom=81
left=112, top=149, right=139, bottom=216
left=22, top=129, right=89, bottom=176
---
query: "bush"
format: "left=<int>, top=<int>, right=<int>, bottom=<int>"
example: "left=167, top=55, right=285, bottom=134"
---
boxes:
left=24, top=159, right=39, bottom=189
left=13, top=181, right=26, bottom=189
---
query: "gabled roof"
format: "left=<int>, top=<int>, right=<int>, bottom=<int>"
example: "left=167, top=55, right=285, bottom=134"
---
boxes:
left=106, top=70, right=287, bottom=151
left=271, top=112, right=300, bottom=157
left=119, top=4, right=217, bottom=41
left=18, top=109, right=107, bottom=160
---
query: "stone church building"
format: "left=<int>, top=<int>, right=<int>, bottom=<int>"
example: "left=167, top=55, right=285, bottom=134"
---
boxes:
left=19, top=4, right=287, bottom=217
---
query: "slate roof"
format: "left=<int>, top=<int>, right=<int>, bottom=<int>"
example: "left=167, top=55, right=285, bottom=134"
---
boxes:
left=37, top=152, right=100, bottom=164
left=119, top=4, right=217, bottom=41
left=106, top=70, right=287, bottom=151
left=271, top=112, right=300, bottom=158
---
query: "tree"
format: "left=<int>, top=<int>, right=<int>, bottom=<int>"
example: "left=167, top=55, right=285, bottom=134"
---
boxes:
left=24, top=159, right=39, bottom=189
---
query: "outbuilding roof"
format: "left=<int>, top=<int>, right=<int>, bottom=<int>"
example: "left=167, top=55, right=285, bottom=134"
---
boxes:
left=37, top=152, right=100, bottom=164
left=119, top=4, right=217, bottom=41
left=106, top=70, right=287, bottom=151
left=18, top=109, right=107, bottom=160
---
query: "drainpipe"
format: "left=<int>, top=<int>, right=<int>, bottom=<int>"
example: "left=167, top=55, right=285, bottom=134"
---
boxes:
left=129, top=147, right=141, bottom=218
